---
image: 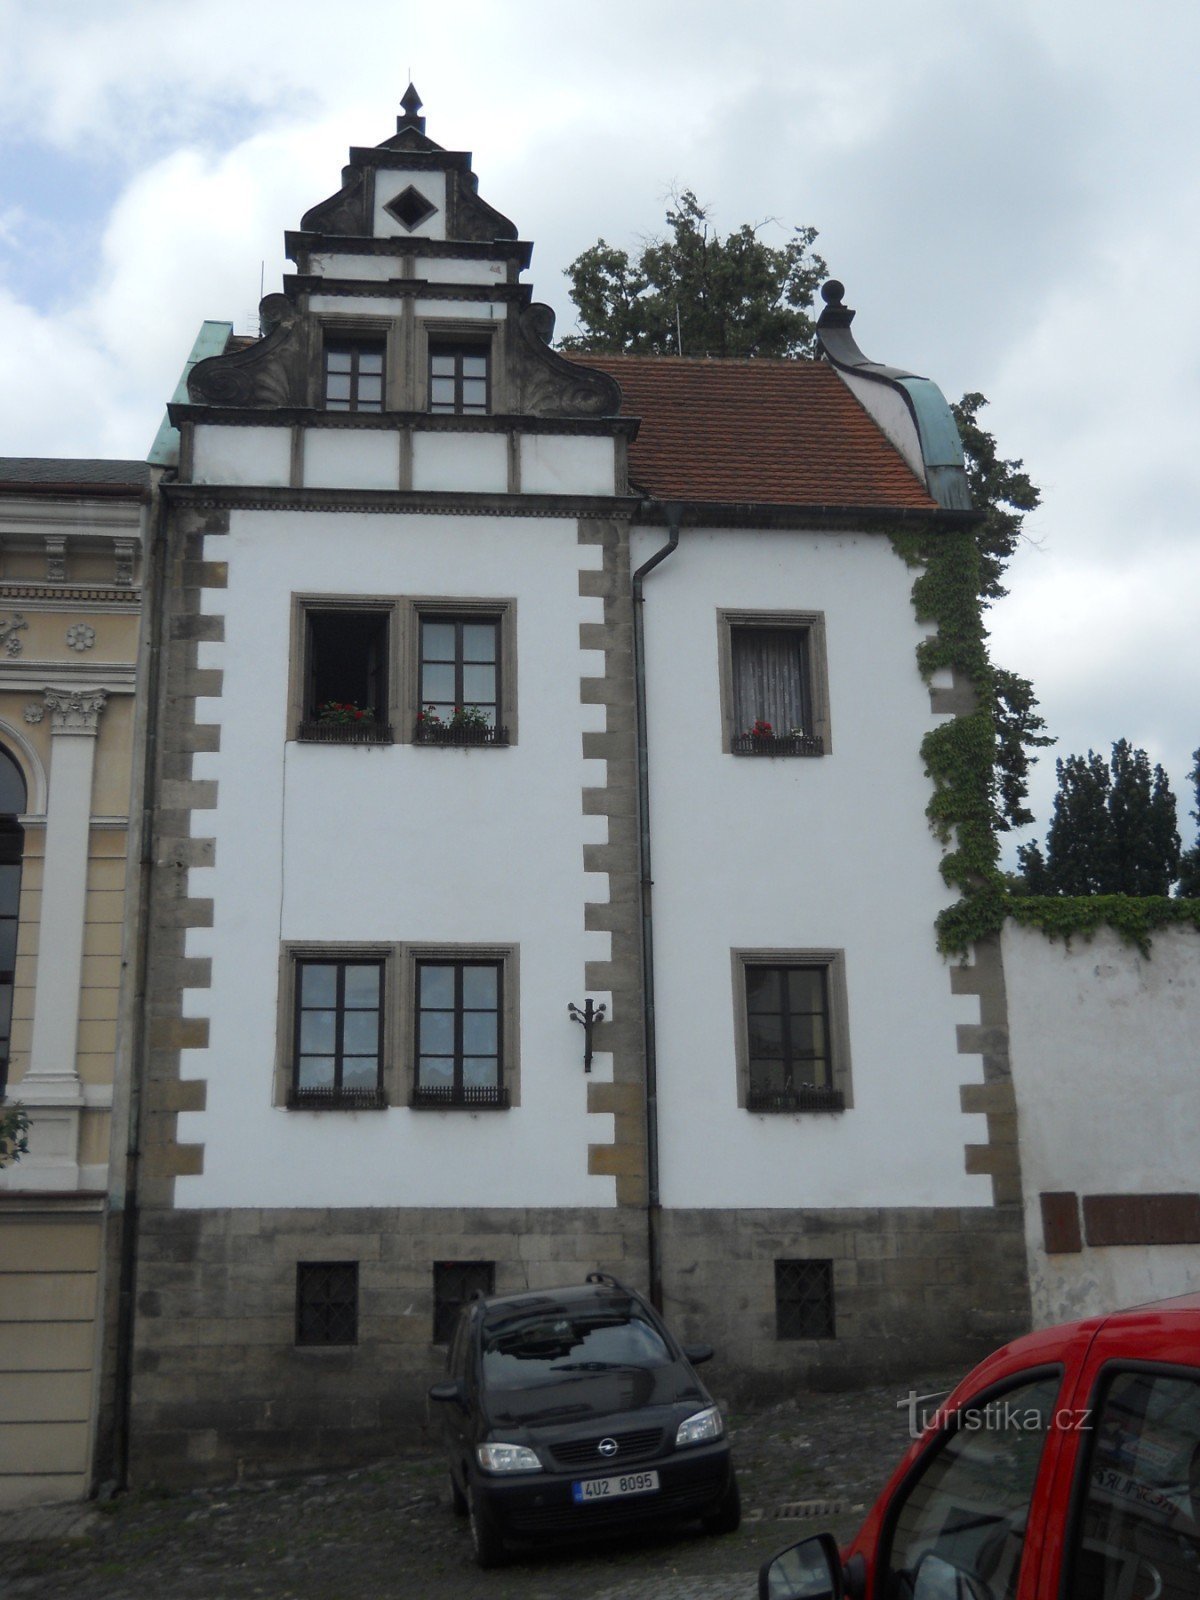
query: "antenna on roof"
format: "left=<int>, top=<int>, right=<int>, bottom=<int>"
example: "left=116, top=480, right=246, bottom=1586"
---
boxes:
left=675, top=302, right=683, bottom=357
left=256, top=261, right=266, bottom=337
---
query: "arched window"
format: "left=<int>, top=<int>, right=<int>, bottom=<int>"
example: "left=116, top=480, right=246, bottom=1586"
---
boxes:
left=0, top=748, right=26, bottom=1098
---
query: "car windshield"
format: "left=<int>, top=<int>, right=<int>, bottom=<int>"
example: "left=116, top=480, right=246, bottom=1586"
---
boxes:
left=481, top=1306, right=673, bottom=1390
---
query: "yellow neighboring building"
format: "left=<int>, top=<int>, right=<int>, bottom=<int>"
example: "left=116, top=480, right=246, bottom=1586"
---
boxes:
left=0, top=458, right=149, bottom=1508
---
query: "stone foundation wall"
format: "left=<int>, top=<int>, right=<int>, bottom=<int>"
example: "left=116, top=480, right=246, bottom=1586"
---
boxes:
left=129, top=1201, right=1027, bottom=1487
left=129, top=1205, right=648, bottom=1487
left=661, top=1206, right=1029, bottom=1400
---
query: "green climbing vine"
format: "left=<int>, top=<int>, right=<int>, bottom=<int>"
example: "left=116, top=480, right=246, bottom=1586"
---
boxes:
left=890, top=526, right=1200, bottom=958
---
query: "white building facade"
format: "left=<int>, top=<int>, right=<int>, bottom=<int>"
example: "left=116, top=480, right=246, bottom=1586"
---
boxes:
left=130, top=92, right=1027, bottom=1484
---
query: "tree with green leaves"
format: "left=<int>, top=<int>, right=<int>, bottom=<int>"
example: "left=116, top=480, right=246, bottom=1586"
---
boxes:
left=1018, top=740, right=1181, bottom=895
left=1177, top=748, right=1200, bottom=897
left=562, top=196, right=1051, bottom=835
left=559, top=190, right=827, bottom=359
left=0, top=1103, right=29, bottom=1168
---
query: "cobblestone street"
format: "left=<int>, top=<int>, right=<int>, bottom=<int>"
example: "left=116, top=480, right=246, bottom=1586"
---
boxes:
left=0, top=1373, right=958, bottom=1600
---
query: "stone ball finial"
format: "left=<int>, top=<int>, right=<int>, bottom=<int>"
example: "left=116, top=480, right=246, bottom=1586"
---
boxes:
left=821, top=279, right=846, bottom=307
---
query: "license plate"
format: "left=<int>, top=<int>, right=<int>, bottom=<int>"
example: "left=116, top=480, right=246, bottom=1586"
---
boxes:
left=572, top=1469, right=660, bottom=1503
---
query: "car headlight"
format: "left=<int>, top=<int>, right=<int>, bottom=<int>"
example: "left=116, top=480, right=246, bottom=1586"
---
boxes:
left=675, top=1405, right=724, bottom=1448
left=476, top=1442, right=542, bottom=1473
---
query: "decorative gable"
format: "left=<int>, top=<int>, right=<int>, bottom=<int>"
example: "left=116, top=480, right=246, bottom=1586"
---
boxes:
left=184, top=86, right=619, bottom=424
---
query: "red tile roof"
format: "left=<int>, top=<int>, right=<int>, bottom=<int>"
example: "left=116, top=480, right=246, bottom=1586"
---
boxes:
left=574, top=354, right=937, bottom=511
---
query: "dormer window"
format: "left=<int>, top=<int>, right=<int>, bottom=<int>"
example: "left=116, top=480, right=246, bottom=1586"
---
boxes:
left=324, top=339, right=385, bottom=413
left=429, top=342, right=489, bottom=416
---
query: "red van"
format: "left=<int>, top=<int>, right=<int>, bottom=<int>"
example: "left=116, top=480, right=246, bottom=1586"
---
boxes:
left=761, top=1294, right=1200, bottom=1599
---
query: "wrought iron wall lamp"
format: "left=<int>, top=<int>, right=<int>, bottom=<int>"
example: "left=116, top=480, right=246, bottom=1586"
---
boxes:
left=567, top=998, right=607, bottom=1073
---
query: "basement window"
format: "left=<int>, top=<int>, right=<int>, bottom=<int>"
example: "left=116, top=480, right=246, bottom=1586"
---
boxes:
left=296, top=1261, right=359, bottom=1346
left=775, top=1259, right=835, bottom=1340
left=433, top=1260, right=495, bottom=1344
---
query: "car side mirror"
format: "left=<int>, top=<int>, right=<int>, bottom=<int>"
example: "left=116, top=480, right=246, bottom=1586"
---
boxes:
left=683, top=1343, right=714, bottom=1366
left=427, top=1380, right=465, bottom=1406
left=759, top=1532, right=844, bottom=1599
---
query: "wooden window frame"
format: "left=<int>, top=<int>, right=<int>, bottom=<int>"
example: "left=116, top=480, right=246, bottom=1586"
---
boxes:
left=322, top=332, right=387, bottom=414
left=731, top=948, right=852, bottom=1113
left=401, top=942, right=519, bottom=1110
left=277, top=944, right=395, bottom=1110
left=716, top=609, right=831, bottom=756
left=403, top=597, right=517, bottom=746
left=426, top=336, right=491, bottom=416
left=288, top=596, right=396, bottom=744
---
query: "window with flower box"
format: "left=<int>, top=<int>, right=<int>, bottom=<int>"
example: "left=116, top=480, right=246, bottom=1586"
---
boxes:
left=297, top=605, right=392, bottom=743
left=732, top=949, right=851, bottom=1113
left=408, top=599, right=515, bottom=747
left=717, top=610, right=831, bottom=756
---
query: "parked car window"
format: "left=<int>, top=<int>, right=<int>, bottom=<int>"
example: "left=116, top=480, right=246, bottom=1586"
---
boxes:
left=482, top=1307, right=672, bottom=1389
left=1066, top=1369, right=1200, bottom=1600
left=882, top=1372, right=1061, bottom=1600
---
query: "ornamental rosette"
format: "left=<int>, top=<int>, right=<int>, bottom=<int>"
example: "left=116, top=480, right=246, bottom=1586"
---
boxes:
left=66, top=624, right=96, bottom=652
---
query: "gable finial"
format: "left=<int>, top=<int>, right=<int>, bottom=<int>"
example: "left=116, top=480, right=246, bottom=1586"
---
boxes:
left=817, top=278, right=855, bottom=330
left=398, top=83, right=426, bottom=135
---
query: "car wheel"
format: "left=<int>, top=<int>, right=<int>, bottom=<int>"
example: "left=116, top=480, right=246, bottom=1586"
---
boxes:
left=702, top=1471, right=741, bottom=1536
left=468, top=1485, right=507, bottom=1568
left=450, top=1469, right=468, bottom=1518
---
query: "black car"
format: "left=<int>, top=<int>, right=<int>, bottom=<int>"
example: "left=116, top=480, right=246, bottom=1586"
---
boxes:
left=429, top=1272, right=740, bottom=1566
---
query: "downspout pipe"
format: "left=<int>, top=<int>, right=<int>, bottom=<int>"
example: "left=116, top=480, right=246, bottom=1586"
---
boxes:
left=110, top=469, right=173, bottom=1492
left=631, top=502, right=681, bottom=1311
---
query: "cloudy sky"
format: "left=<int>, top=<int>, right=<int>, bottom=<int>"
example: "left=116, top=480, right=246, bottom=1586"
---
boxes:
left=1, top=0, right=1197, bottom=858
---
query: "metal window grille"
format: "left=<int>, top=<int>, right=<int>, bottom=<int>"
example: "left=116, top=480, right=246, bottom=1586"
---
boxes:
left=433, top=1260, right=494, bottom=1344
left=296, top=1261, right=359, bottom=1346
left=323, top=340, right=384, bottom=413
left=775, top=1259, right=835, bottom=1340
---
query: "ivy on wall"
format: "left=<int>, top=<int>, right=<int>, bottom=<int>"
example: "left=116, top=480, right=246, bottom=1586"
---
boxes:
left=891, top=526, right=1200, bottom=957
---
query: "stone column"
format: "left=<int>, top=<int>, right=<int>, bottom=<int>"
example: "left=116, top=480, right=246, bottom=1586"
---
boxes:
left=19, top=687, right=107, bottom=1189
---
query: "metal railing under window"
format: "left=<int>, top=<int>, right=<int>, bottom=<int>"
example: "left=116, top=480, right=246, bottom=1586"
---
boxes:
left=296, top=721, right=394, bottom=745
left=413, top=721, right=509, bottom=748
left=732, top=731, right=824, bottom=758
left=411, top=1083, right=509, bottom=1110
left=287, top=1085, right=388, bottom=1110
left=747, top=1086, right=845, bottom=1114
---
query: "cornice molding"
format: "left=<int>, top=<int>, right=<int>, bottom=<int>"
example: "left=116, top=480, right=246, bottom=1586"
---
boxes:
left=0, top=585, right=142, bottom=607
left=170, top=404, right=635, bottom=437
left=0, top=663, right=135, bottom=689
left=285, top=230, right=533, bottom=268
left=288, top=276, right=530, bottom=304
left=164, top=483, right=642, bottom=520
